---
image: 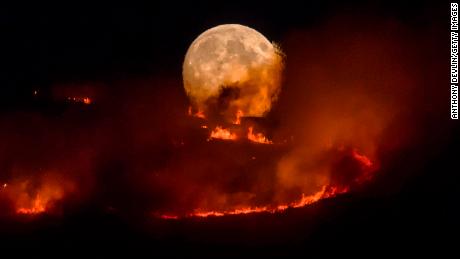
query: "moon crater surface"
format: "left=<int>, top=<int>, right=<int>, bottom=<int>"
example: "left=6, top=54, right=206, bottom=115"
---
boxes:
left=183, top=24, right=284, bottom=119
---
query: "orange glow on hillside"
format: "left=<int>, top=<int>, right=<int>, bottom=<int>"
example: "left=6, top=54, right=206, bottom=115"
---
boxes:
left=186, top=185, right=349, bottom=218
left=158, top=150, right=375, bottom=219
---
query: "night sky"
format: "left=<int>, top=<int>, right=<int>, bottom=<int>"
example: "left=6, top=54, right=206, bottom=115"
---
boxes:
left=0, top=1, right=458, bottom=257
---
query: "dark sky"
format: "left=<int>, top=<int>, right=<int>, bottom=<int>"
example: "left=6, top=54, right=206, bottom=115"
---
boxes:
left=0, top=1, right=445, bottom=104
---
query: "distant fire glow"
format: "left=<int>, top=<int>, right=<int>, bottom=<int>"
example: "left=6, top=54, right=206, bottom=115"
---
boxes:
left=67, top=96, right=92, bottom=105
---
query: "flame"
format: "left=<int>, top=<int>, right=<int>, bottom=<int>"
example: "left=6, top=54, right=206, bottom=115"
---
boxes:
left=1, top=174, right=75, bottom=215
left=208, top=126, right=237, bottom=141
left=188, top=106, right=206, bottom=119
left=82, top=97, right=91, bottom=104
left=247, top=127, right=273, bottom=144
left=160, top=214, right=179, bottom=220
left=291, top=185, right=349, bottom=208
left=192, top=211, right=225, bottom=217
left=67, top=96, right=92, bottom=105
left=206, top=126, right=273, bottom=143
left=233, top=110, right=244, bottom=125
left=15, top=180, right=67, bottom=215
left=186, top=185, right=347, bottom=218
left=16, top=194, right=47, bottom=214
left=158, top=150, right=375, bottom=219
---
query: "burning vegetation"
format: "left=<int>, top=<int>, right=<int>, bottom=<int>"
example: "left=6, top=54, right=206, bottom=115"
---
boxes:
left=1, top=173, right=76, bottom=216
left=0, top=17, right=439, bottom=223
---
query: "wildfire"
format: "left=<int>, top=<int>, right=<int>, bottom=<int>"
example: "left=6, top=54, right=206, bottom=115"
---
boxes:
left=16, top=194, right=47, bottom=214
left=208, top=126, right=237, bottom=141
left=158, top=150, right=375, bottom=219
left=247, top=127, right=273, bottom=144
left=1, top=175, right=74, bottom=215
left=186, top=185, right=349, bottom=218
left=15, top=181, right=67, bottom=215
left=291, top=185, right=349, bottom=208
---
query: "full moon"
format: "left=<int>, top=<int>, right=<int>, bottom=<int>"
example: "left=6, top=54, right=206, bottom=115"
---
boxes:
left=183, top=24, right=284, bottom=119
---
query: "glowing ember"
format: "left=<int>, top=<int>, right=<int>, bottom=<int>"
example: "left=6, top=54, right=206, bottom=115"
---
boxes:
left=67, top=96, right=92, bottom=105
left=233, top=110, right=244, bottom=125
left=193, top=211, right=225, bottom=217
left=208, top=126, right=237, bottom=141
left=160, top=214, right=179, bottom=220
left=247, top=127, right=273, bottom=144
